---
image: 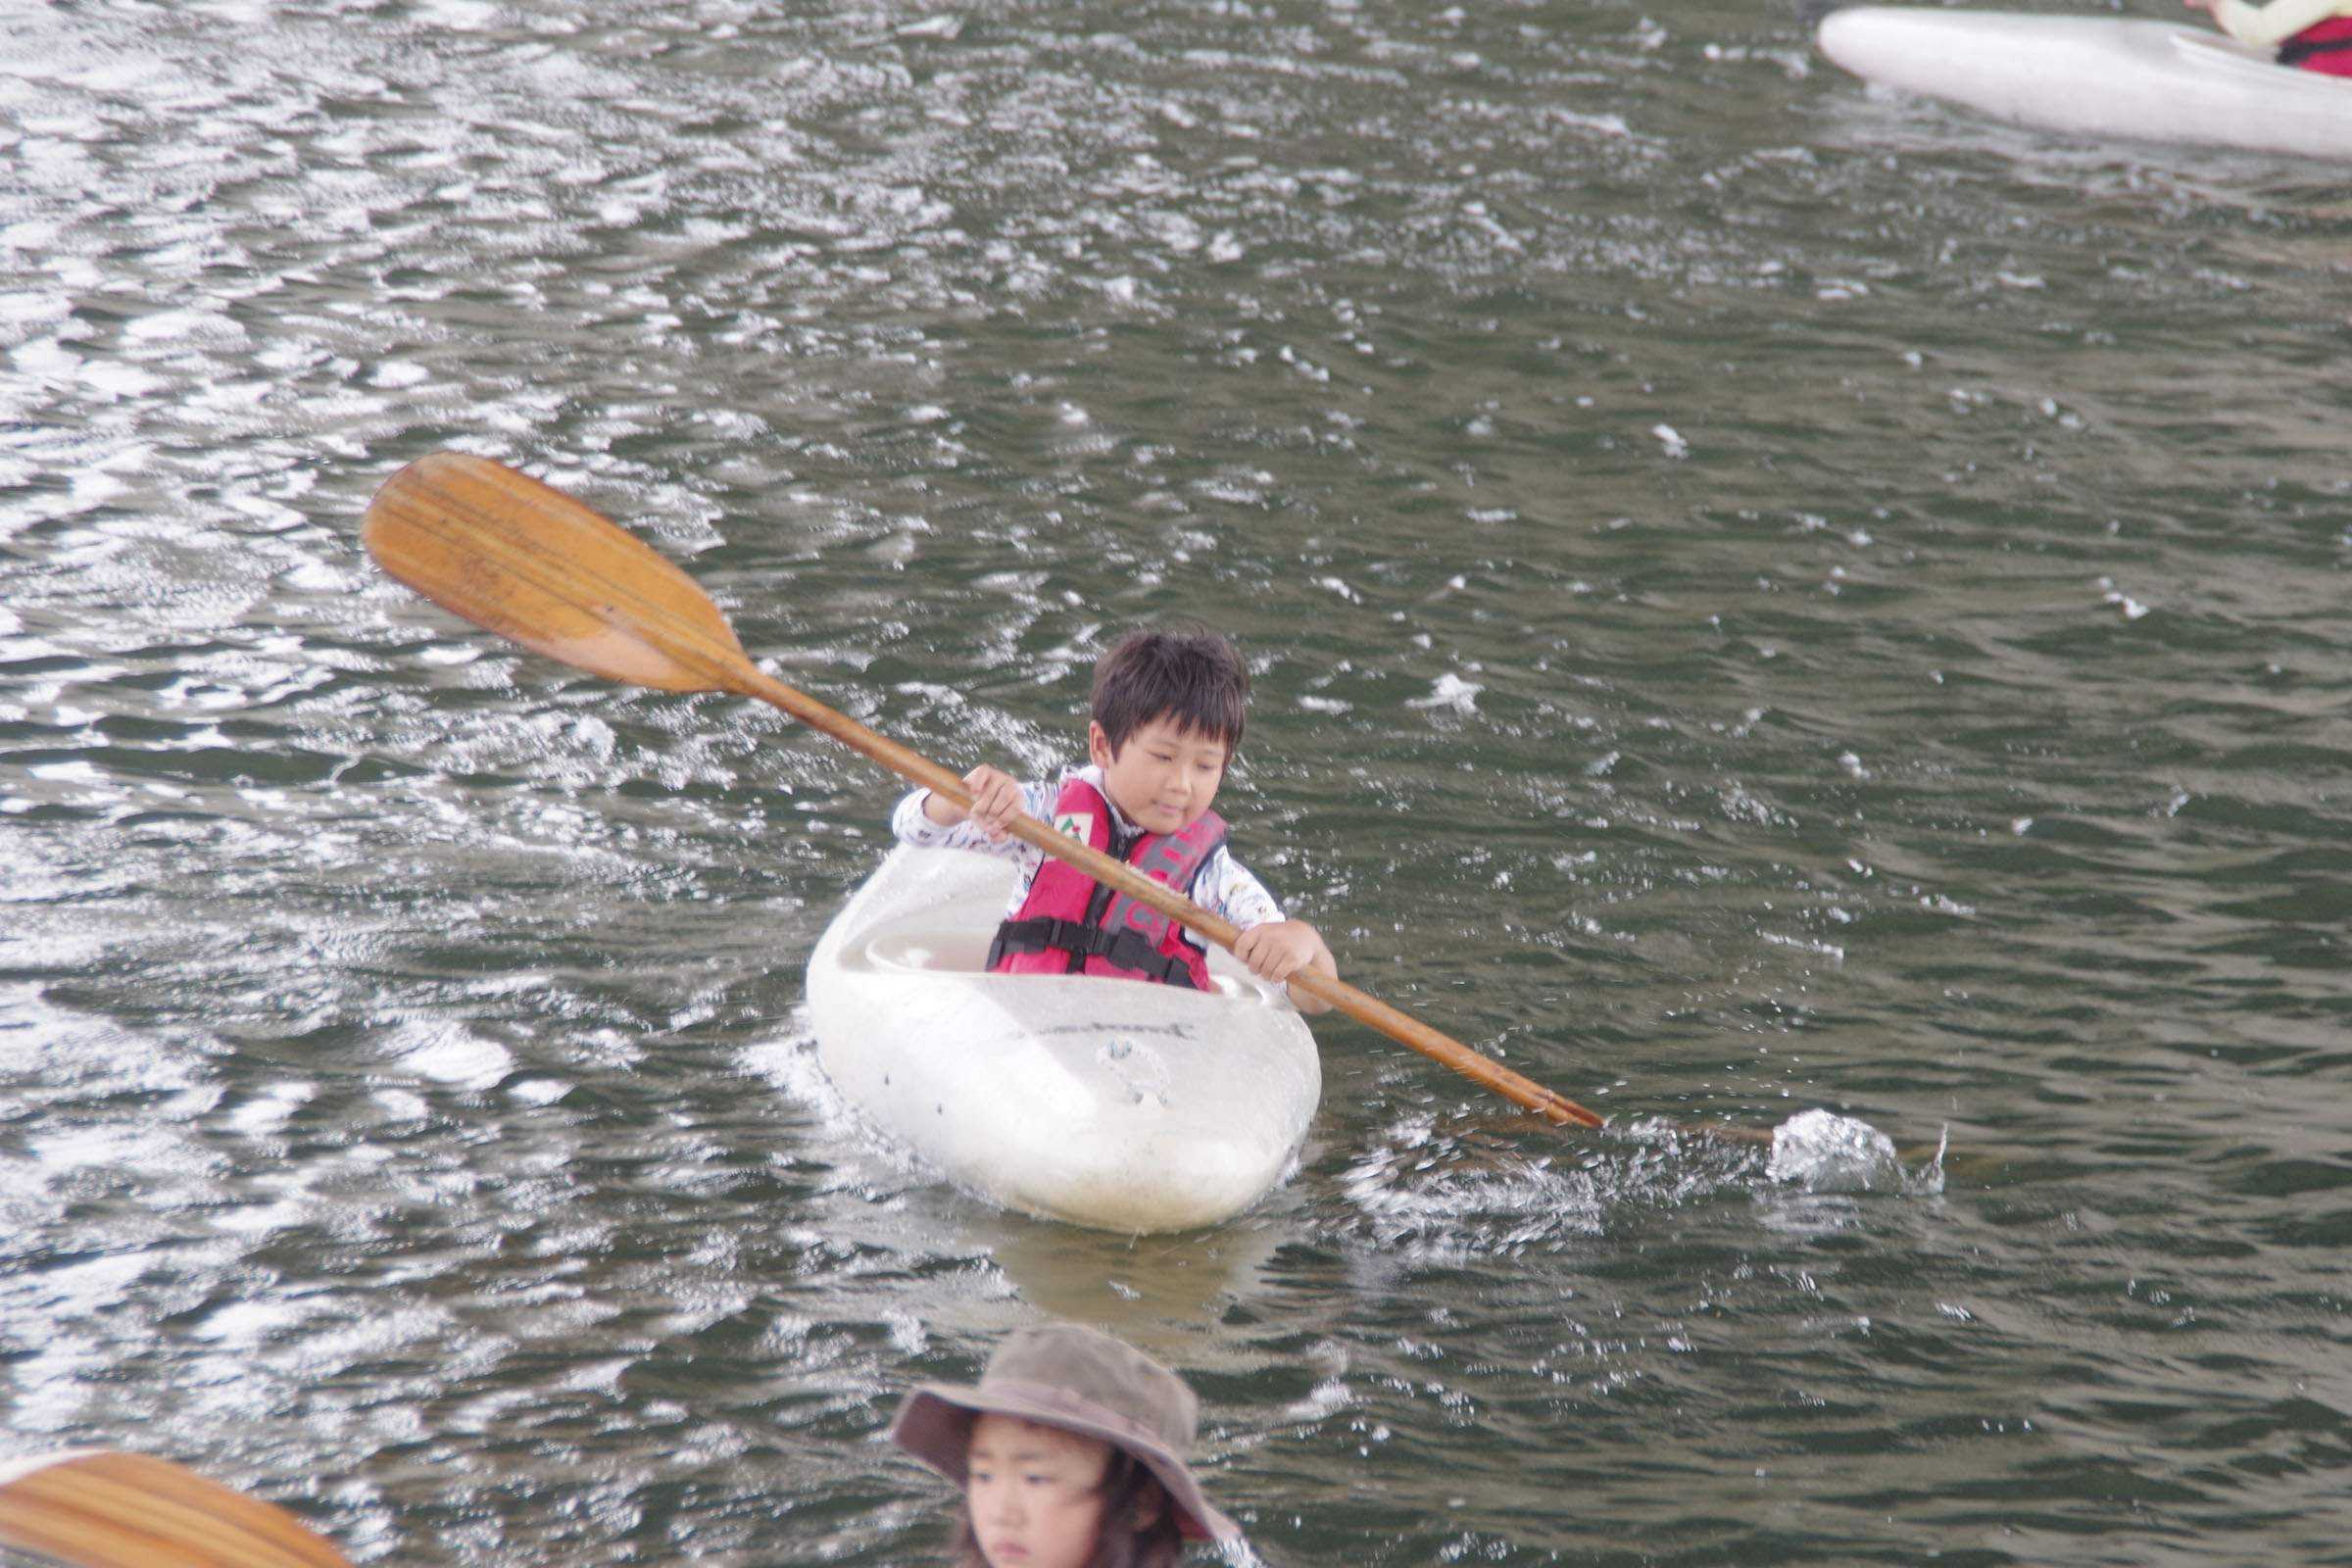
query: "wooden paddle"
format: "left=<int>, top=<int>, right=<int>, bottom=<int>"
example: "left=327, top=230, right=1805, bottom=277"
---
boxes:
left=361, top=451, right=1608, bottom=1128
left=0, top=1450, right=353, bottom=1568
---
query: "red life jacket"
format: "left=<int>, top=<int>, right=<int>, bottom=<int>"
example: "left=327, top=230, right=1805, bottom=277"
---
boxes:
left=986, top=776, right=1226, bottom=990
left=2278, top=15, right=2352, bottom=74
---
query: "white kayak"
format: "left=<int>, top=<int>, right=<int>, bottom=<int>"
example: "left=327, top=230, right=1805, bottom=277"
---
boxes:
left=806, top=845, right=1321, bottom=1234
left=1817, top=6, right=2352, bottom=162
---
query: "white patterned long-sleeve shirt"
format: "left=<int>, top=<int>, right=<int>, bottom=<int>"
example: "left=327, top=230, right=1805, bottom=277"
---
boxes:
left=888, top=764, right=1287, bottom=927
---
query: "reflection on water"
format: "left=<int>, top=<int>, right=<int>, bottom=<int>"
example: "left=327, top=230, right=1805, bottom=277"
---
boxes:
left=7, top=0, right=2352, bottom=1562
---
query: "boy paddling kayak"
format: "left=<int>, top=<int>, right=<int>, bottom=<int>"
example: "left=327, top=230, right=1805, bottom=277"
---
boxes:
left=891, top=628, right=1338, bottom=1013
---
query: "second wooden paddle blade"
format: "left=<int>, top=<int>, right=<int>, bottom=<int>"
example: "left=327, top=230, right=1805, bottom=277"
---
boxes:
left=362, top=451, right=752, bottom=694
left=0, top=1450, right=355, bottom=1568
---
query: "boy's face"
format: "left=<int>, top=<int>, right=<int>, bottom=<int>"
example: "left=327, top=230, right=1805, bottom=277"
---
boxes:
left=1088, top=715, right=1229, bottom=835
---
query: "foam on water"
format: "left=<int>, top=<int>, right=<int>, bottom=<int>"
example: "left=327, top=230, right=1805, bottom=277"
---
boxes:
left=380, top=1018, right=514, bottom=1090
left=1330, top=1106, right=1946, bottom=1254
left=1335, top=1112, right=1776, bottom=1255
left=736, top=1017, right=947, bottom=1206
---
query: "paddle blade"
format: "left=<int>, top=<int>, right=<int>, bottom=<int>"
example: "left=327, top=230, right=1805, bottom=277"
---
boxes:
left=0, top=1451, right=353, bottom=1568
left=363, top=451, right=751, bottom=693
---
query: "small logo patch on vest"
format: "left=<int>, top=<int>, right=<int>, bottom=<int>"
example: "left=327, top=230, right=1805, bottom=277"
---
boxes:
left=1053, top=811, right=1094, bottom=841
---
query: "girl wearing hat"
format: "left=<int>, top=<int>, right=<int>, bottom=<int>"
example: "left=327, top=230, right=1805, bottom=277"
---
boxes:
left=889, top=1322, right=1241, bottom=1568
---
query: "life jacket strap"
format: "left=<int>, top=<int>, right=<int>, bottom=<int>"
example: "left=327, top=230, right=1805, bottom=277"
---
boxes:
left=2279, top=20, right=2352, bottom=63
left=987, top=915, right=1202, bottom=989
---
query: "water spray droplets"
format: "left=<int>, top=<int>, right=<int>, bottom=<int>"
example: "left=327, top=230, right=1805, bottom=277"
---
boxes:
left=1765, top=1106, right=1911, bottom=1194
left=1338, top=1107, right=1935, bottom=1252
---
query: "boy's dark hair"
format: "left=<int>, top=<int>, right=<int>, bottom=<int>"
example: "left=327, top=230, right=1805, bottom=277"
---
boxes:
left=951, top=1449, right=1184, bottom=1568
left=1090, top=628, right=1250, bottom=759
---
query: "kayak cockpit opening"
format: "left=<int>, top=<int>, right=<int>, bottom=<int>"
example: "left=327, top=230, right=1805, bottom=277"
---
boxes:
left=856, top=925, right=1281, bottom=1004
left=861, top=926, right=993, bottom=973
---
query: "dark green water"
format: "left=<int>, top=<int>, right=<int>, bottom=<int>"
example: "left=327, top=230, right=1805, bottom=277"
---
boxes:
left=6, top=1, right=2352, bottom=1562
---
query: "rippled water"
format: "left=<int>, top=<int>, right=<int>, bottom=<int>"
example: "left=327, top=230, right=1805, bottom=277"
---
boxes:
left=7, top=0, right=2352, bottom=1562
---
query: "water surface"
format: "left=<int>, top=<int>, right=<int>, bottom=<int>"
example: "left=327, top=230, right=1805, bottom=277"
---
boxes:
left=6, top=1, right=2352, bottom=1563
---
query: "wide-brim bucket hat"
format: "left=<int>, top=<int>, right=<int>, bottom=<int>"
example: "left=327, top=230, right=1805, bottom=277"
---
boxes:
left=889, top=1322, right=1241, bottom=1543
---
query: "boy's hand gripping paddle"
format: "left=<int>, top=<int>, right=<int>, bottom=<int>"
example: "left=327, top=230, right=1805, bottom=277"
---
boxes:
left=0, top=1449, right=355, bottom=1568
left=361, top=451, right=1609, bottom=1130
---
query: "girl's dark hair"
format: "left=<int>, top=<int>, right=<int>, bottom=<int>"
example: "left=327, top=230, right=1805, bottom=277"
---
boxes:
left=950, top=1448, right=1185, bottom=1568
left=1090, top=628, right=1249, bottom=760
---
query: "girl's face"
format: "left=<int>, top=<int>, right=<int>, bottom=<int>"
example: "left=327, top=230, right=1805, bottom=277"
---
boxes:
left=964, top=1413, right=1114, bottom=1568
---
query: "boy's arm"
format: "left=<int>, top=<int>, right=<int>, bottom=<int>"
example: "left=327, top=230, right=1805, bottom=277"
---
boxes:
left=1210, top=854, right=1339, bottom=1013
left=921, top=765, right=1028, bottom=838
left=892, top=768, right=1050, bottom=854
left=1234, top=919, right=1338, bottom=1013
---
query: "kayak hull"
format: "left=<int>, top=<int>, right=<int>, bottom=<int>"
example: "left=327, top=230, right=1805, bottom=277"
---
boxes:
left=1817, top=6, right=2352, bottom=162
left=806, top=845, right=1321, bottom=1233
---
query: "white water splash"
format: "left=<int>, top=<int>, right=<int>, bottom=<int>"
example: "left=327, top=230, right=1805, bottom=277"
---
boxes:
left=1765, top=1107, right=1902, bottom=1194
